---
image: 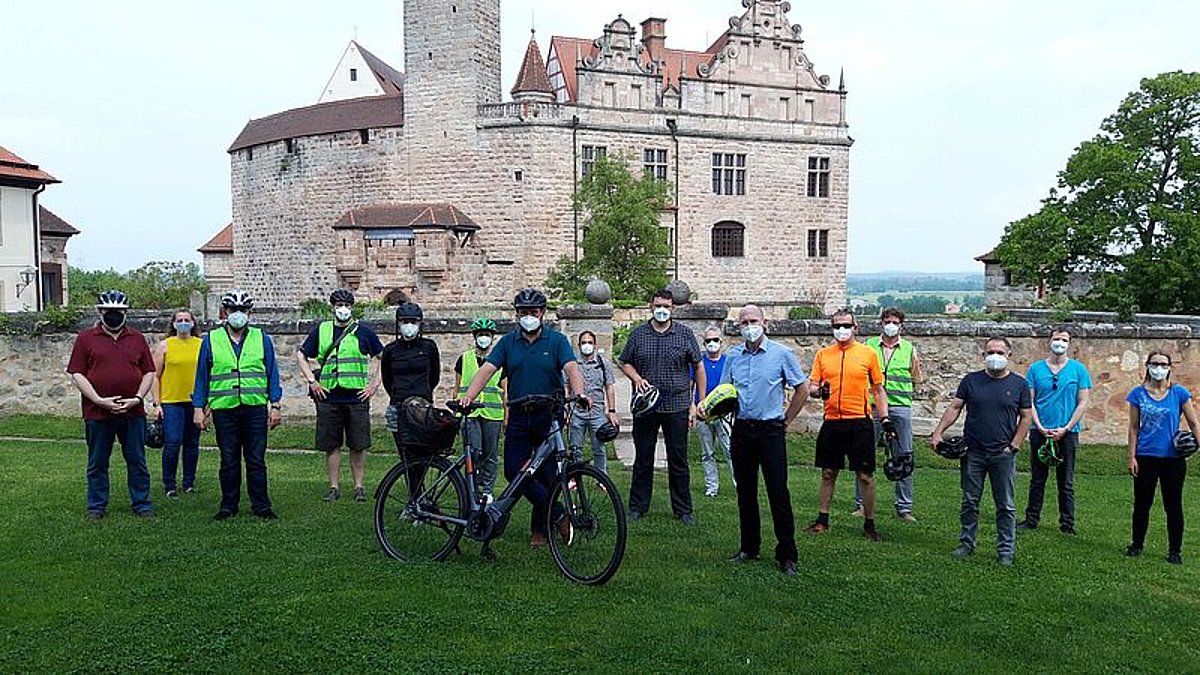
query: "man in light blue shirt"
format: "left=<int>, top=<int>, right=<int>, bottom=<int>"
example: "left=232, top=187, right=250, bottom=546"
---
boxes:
left=1017, top=328, right=1092, bottom=535
left=714, top=305, right=808, bottom=576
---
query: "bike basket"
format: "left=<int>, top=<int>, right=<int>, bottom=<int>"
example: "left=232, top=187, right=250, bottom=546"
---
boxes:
left=394, top=396, right=460, bottom=455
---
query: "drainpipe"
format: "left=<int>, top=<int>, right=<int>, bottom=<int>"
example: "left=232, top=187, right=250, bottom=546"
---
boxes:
left=572, top=114, right=580, bottom=266
left=666, top=118, right=679, bottom=280
left=32, top=184, right=47, bottom=311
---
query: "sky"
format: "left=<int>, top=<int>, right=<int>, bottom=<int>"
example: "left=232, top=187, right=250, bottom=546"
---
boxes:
left=3, top=0, right=1197, bottom=274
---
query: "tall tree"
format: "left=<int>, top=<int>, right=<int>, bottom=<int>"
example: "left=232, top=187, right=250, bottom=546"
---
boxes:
left=70, top=261, right=208, bottom=309
left=996, top=71, right=1200, bottom=314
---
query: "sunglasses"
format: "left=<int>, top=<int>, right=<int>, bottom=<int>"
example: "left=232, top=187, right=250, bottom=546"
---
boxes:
left=705, top=339, right=721, bottom=344
left=984, top=350, right=1007, bottom=356
left=833, top=323, right=855, bottom=329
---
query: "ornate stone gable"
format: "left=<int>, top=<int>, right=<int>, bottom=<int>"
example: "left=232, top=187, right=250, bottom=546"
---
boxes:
left=698, top=0, right=830, bottom=89
left=582, top=15, right=657, bottom=76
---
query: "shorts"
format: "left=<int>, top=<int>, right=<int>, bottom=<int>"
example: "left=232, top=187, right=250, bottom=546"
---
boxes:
left=316, top=400, right=372, bottom=452
left=815, top=418, right=876, bottom=473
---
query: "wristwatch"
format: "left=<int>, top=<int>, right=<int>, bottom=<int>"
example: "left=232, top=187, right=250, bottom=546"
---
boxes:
left=608, top=408, right=617, bottom=413
left=1007, top=444, right=1020, bottom=454
left=270, top=403, right=282, bottom=410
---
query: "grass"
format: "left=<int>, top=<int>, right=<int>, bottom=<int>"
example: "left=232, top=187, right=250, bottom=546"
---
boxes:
left=3, top=418, right=1200, bottom=672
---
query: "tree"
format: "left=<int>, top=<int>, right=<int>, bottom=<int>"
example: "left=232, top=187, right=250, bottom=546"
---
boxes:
left=996, top=71, right=1200, bottom=314
left=70, top=261, right=208, bottom=309
left=545, top=154, right=673, bottom=303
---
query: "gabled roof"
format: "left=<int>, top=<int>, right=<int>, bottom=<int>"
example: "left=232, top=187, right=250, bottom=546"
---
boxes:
left=199, top=223, right=234, bottom=253
left=975, top=248, right=1000, bottom=264
left=0, top=146, right=60, bottom=187
left=546, top=35, right=720, bottom=102
left=512, top=35, right=555, bottom=96
left=228, top=94, right=403, bottom=153
left=38, top=206, right=79, bottom=236
left=353, top=41, right=405, bottom=95
left=333, top=204, right=479, bottom=232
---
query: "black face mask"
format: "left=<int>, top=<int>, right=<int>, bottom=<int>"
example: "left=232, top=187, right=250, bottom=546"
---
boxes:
left=101, top=310, right=126, bottom=331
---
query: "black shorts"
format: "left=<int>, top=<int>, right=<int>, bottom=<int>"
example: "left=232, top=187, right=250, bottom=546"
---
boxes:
left=815, top=418, right=876, bottom=473
left=316, top=400, right=372, bottom=452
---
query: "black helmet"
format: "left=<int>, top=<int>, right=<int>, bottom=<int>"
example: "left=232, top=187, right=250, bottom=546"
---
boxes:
left=934, top=436, right=968, bottom=460
left=329, top=289, right=356, bottom=305
left=513, top=288, right=548, bottom=309
left=1175, top=430, right=1198, bottom=459
left=595, top=421, right=620, bottom=443
left=883, top=437, right=914, bottom=481
left=96, top=289, right=129, bottom=309
left=146, top=420, right=164, bottom=449
left=395, top=302, right=424, bottom=320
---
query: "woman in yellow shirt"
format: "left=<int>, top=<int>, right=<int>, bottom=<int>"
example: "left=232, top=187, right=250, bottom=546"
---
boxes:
left=151, top=309, right=203, bottom=498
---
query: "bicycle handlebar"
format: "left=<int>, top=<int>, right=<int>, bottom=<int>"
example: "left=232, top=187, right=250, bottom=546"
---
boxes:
left=446, top=400, right=486, bottom=415
left=507, top=393, right=591, bottom=410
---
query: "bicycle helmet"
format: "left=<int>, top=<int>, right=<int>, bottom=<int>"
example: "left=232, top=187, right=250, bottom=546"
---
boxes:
left=630, top=385, right=660, bottom=417
left=96, top=289, right=129, bottom=309
left=220, top=290, right=255, bottom=309
left=595, top=421, right=620, bottom=443
left=1175, top=430, right=1198, bottom=459
left=329, top=288, right=356, bottom=305
left=395, top=302, right=424, bottom=321
left=884, top=452, right=915, bottom=482
left=700, top=383, right=739, bottom=419
left=1037, top=438, right=1062, bottom=467
left=470, top=317, right=498, bottom=333
left=146, top=419, right=165, bottom=449
left=934, top=436, right=968, bottom=460
left=513, top=288, right=548, bottom=309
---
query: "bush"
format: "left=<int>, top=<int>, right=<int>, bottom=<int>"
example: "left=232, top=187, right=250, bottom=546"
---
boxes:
left=299, top=299, right=331, bottom=319
left=612, top=325, right=633, bottom=361
left=788, top=306, right=824, bottom=320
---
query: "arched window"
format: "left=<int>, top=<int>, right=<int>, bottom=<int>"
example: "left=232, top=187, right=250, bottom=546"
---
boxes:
left=711, top=221, right=745, bottom=257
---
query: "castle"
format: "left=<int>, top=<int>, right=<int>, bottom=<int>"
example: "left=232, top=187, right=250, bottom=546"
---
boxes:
left=201, top=0, right=851, bottom=310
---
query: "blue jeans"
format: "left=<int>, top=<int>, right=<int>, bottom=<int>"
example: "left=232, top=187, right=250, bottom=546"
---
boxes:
left=960, top=451, right=1017, bottom=557
left=569, top=413, right=609, bottom=474
left=85, top=417, right=153, bottom=514
left=856, top=406, right=915, bottom=513
left=161, top=403, right=201, bottom=492
left=212, top=406, right=272, bottom=515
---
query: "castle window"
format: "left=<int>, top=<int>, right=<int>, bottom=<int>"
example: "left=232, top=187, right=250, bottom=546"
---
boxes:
left=782, top=47, right=793, bottom=70
left=631, top=84, right=643, bottom=108
left=603, top=82, right=616, bottom=107
left=643, top=148, right=668, bottom=181
left=712, top=153, right=747, bottom=196
left=781, top=97, right=793, bottom=120
left=805, top=99, right=815, bottom=122
left=246, top=147, right=254, bottom=161
left=714, top=91, right=727, bottom=115
left=350, top=68, right=358, bottom=82
left=711, top=221, right=745, bottom=258
left=285, top=138, right=295, bottom=153
left=514, top=170, right=524, bottom=182
left=359, top=129, right=369, bottom=144
left=741, top=93, right=753, bottom=117
left=807, top=157, right=830, bottom=198
left=582, top=145, right=607, bottom=178
left=807, top=229, right=830, bottom=258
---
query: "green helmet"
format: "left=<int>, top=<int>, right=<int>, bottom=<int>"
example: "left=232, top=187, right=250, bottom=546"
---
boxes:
left=1037, top=438, right=1062, bottom=467
left=470, top=317, right=497, bottom=333
left=700, top=383, right=739, bottom=419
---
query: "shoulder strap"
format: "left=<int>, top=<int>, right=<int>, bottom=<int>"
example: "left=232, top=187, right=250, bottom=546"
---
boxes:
left=318, top=321, right=358, bottom=370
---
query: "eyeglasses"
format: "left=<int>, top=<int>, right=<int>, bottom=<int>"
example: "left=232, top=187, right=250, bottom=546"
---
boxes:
left=833, top=323, right=855, bottom=329
left=984, top=350, right=1007, bottom=356
left=1148, top=362, right=1171, bottom=368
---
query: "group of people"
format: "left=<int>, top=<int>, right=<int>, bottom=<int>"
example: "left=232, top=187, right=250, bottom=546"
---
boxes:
left=68, top=286, right=1196, bottom=571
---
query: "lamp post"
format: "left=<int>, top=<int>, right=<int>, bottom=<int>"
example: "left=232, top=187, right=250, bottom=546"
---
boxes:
left=16, top=266, right=36, bottom=298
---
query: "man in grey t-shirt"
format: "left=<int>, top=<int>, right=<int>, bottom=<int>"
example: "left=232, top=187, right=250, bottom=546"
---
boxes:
left=564, top=331, right=621, bottom=473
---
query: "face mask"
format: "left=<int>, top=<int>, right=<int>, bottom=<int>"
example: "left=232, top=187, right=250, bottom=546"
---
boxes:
left=334, top=306, right=353, bottom=323
left=652, top=308, right=671, bottom=323
left=1149, top=366, right=1171, bottom=381
left=101, top=310, right=126, bottom=331
left=580, top=343, right=596, bottom=356
left=519, top=315, right=542, bottom=333
left=985, top=354, right=1008, bottom=372
left=475, top=335, right=493, bottom=350
left=399, top=322, right=419, bottom=339
left=882, top=323, right=901, bottom=338
left=741, top=324, right=764, bottom=343
left=1049, top=340, right=1069, bottom=355
left=705, top=340, right=721, bottom=354
left=173, top=321, right=194, bottom=335
left=833, top=327, right=854, bottom=342
left=226, top=312, right=249, bottom=330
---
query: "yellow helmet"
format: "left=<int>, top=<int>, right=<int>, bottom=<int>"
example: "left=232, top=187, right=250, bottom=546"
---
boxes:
left=700, top=383, right=739, bottom=419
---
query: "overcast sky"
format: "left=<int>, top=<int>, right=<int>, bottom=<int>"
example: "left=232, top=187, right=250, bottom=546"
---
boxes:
left=3, top=0, right=1196, bottom=274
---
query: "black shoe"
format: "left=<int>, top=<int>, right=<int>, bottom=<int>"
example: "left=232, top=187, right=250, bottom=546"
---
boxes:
left=727, top=551, right=759, bottom=563
left=779, top=560, right=798, bottom=576
left=1125, top=545, right=1143, bottom=557
left=1167, top=552, right=1183, bottom=565
left=353, top=487, right=367, bottom=502
left=679, top=513, right=696, bottom=526
left=1016, top=520, right=1037, bottom=531
left=213, top=510, right=236, bottom=521
left=85, top=510, right=106, bottom=521
left=256, top=510, right=279, bottom=520
left=134, top=509, right=157, bottom=519
left=628, top=510, right=643, bottom=521
left=183, top=486, right=196, bottom=495
left=1060, top=525, right=1077, bottom=536
left=323, top=487, right=340, bottom=502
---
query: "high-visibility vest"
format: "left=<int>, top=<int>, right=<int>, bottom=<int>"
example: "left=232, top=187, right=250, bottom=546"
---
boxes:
left=208, top=327, right=269, bottom=409
left=316, top=321, right=369, bottom=390
left=867, top=336, right=915, bottom=407
left=458, top=350, right=504, bottom=421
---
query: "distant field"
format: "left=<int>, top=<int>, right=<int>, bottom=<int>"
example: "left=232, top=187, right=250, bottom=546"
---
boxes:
left=850, top=290, right=984, bottom=303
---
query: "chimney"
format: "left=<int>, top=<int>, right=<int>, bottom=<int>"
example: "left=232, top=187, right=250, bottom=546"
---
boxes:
left=641, top=17, right=667, bottom=63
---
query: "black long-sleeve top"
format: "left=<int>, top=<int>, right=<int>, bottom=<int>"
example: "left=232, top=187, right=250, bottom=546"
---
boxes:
left=380, top=337, right=441, bottom=403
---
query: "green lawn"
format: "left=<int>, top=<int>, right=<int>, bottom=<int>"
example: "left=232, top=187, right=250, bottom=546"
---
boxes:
left=3, top=420, right=1200, bottom=671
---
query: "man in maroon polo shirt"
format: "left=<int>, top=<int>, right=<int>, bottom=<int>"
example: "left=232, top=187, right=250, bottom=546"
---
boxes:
left=67, top=289, right=157, bottom=519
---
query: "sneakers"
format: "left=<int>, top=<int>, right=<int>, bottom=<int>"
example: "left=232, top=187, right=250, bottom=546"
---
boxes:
left=184, top=486, right=196, bottom=495
left=1016, top=520, right=1037, bottom=531
left=897, top=512, right=917, bottom=523
left=1167, top=552, right=1183, bottom=565
left=165, top=490, right=179, bottom=500
left=323, top=487, right=340, bottom=502
left=727, top=551, right=759, bottom=563
left=353, top=487, right=367, bottom=502
left=556, top=514, right=575, bottom=546
left=1125, top=545, right=1143, bottom=558
left=679, top=513, right=696, bottom=527
left=863, top=528, right=882, bottom=543
left=850, top=507, right=865, bottom=518
left=628, top=510, right=643, bottom=521
left=951, top=545, right=975, bottom=559
left=256, top=510, right=279, bottom=520
left=704, top=490, right=718, bottom=498
left=804, top=520, right=829, bottom=534
left=529, top=532, right=549, bottom=547
left=1060, top=525, right=1077, bottom=536
left=213, top=510, right=236, bottom=521
left=999, top=555, right=1014, bottom=567
left=85, top=511, right=106, bottom=521
left=779, top=560, right=798, bottom=576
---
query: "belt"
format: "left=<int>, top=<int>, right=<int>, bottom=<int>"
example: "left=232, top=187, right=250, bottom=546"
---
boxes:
left=736, top=418, right=784, bottom=426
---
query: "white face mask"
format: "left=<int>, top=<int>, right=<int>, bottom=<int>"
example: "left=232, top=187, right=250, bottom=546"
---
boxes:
left=226, top=312, right=249, bottom=330
left=1049, top=340, right=1069, bottom=356
left=1149, top=366, right=1171, bottom=381
left=833, top=327, right=854, bottom=342
left=985, top=354, right=1008, bottom=372
left=580, top=343, right=596, bottom=356
left=334, top=306, right=353, bottom=323
left=399, top=322, right=419, bottom=339
left=475, top=335, right=493, bottom=350
left=652, top=307, right=672, bottom=323
left=741, top=324, right=764, bottom=343
left=882, top=323, right=901, bottom=338
left=705, top=340, right=721, bottom=354
left=519, top=315, right=542, bottom=333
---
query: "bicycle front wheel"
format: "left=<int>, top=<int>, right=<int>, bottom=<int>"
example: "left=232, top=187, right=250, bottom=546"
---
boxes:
left=374, top=455, right=467, bottom=562
left=547, top=464, right=627, bottom=585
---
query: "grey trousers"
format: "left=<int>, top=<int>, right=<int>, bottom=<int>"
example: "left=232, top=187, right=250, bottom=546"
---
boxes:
left=1024, top=430, right=1077, bottom=529
left=462, top=417, right=502, bottom=496
left=569, top=413, right=609, bottom=474
left=856, top=406, right=914, bottom=513
left=960, top=450, right=1017, bottom=557
left=696, top=417, right=734, bottom=495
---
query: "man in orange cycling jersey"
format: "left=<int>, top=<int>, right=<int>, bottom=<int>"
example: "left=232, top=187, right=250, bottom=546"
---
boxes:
left=802, top=309, right=893, bottom=542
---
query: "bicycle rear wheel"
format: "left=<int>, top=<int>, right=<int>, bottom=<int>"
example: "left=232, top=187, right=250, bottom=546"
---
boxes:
left=374, top=455, right=467, bottom=562
left=547, top=464, right=627, bottom=585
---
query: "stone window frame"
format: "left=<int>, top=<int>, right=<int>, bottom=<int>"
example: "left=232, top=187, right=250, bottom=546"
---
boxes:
left=582, top=145, right=607, bottom=178
left=643, top=148, right=668, bottom=181
left=712, top=153, right=747, bottom=196
left=807, top=156, right=831, bottom=198
left=807, top=228, right=830, bottom=258
left=711, top=221, right=745, bottom=258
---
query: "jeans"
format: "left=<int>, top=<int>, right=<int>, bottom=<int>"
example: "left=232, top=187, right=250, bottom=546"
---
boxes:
left=85, top=417, right=153, bottom=514
left=462, top=417, right=502, bottom=496
left=504, top=410, right=558, bottom=536
left=629, top=410, right=692, bottom=517
left=731, top=419, right=797, bottom=563
left=1024, top=430, right=1078, bottom=529
left=697, top=417, right=734, bottom=495
left=960, top=451, right=1017, bottom=557
left=855, top=407, right=914, bottom=513
left=212, top=405, right=272, bottom=515
left=1132, top=455, right=1187, bottom=553
left=569, top=413, right=609, bottom=474
left=161, top=403, right=201, bottom=492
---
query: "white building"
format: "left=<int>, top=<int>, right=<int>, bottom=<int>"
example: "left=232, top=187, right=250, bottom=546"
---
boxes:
left=319, top=41, right=405, bottom=103
left=0, top=146, right=62, bottom=312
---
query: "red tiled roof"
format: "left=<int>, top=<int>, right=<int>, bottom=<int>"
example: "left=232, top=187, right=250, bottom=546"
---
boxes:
left=199, top=223, right=233, bottom=253
left=228, top=94, right=403, bottom=152
left=512, top=36, right=555, bottom=96
left=353, top=41, right=404, bottom=95
left=333, top=204, right=479, bottom=232
left=38, top=206, right=80, bottom=236
left=0, top=146, right=60, bottom=186
left=547, top=33, right=722, bottom=102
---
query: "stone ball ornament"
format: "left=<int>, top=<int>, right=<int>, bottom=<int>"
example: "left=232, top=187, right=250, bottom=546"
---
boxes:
left=666, top=280, right=691, bottom=305
left=585, top=279, right=613, bottom=305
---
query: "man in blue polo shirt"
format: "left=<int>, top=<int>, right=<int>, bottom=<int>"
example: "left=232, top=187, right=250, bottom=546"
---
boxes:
left=714, top=305, right=808, bottom=576
left=695, top=324, right=734, bottom=497
left=460, top=288, right=588, bottom=547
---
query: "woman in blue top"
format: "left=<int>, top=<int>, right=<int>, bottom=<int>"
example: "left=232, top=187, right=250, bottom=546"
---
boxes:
left=1126, top=351, right=1199, bottom=564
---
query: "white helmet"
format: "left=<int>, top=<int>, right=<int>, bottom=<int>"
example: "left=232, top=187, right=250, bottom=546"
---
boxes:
left=220, top=290, right=255, bottom=309
left=96, top=289, right=129, bottom=309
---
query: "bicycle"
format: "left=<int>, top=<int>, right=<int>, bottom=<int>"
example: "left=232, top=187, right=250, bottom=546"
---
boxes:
left=373, top=393, right=627, bottom=585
